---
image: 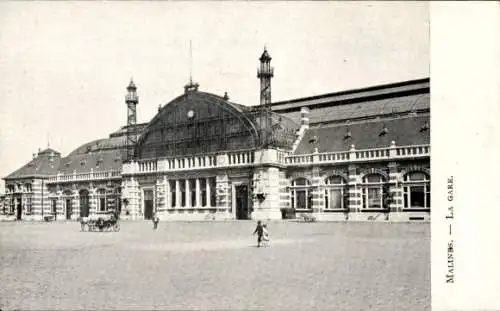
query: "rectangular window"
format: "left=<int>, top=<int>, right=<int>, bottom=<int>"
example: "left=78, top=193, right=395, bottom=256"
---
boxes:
left=404, top=185, right=430, bottom=209
left=190, top=179, right=196, bottom=207
left=364, top=187, right=382, bottom=209
left=324, top=190, right=328, bottom=209
left=100, top=198, right=106, bottom=212
left=26, top=197, right=33, bottom=214
left=328, top=189, right=343, bottom=209
left=410, top=186, right=425, bottom=208
left=200, top=179, right=207, bottom=207
left=210, top=178, right=216, bottom=207
left=51, top=199, right=57, bottom=214
left=169, top=180, right=176, bottom=208
left=296, top=190, right=307, bottom=209
left=180, top=180, right=186, bottom=207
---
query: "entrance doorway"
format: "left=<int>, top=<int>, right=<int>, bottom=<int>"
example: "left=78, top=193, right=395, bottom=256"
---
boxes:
left=65, top=199, right=72, bottom=220
left=143, top=189, right=154, bottom=220
left=235, top=185, right=249, bottom=220
left=15, top=197, right=22, bottom=220
left=79, top=190, right=90, bottom=218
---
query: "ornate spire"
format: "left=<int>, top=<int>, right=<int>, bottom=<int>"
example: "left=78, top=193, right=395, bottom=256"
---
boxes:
left=184, top=40, right=199, bottom=93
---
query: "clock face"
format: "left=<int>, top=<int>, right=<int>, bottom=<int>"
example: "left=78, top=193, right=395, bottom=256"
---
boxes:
left=187, top=110, right=195, bottom=118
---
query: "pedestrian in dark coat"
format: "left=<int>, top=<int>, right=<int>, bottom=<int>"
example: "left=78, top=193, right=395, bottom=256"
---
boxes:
left=152, top=212, right=159, bottom=230
left=253, top=220, right=264, bottom=247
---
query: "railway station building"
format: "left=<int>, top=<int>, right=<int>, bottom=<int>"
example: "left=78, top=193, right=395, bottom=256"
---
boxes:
left=2, top=49, right=430, bottom=222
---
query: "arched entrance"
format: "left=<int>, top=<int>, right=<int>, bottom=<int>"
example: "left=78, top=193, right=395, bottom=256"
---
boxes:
left=15, top=196, right=22, bottom=220
left=79, top=189, right=90, bottom=217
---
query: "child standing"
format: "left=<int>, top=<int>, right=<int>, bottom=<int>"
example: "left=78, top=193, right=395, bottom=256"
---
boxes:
left=261, top=224, right=270, bottom=246
left=253, top=220, right=264, bottom=247
left=152, top=212, right=159, bottom=230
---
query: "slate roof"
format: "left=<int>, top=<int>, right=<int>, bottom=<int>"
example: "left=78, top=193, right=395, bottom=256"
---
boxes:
left=287, top=93, right=428, bottom=125
left=271, top=78, right=429, bottom=111
left=294, top=115, right=430, bottom=155
left=5, top=148, right=61, bottom=180
left=58, top=149, right=124, bottom=174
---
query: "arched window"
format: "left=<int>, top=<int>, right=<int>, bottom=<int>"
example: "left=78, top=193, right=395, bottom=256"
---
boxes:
left=97, top=189, right=107, bottom=212
left=403, top=172, right=430, bottom=209
left=324, top=176, right=348, bottom=210
left=361, top=174, right=387, bottom=209
left=290, top=178, right=312, bottom=210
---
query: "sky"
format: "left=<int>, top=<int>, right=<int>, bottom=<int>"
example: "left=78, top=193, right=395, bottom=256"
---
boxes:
left=0, top=1, right=429, bottom=193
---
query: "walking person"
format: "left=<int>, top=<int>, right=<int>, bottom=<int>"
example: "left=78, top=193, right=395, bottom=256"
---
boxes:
left=152, top=212, right=159, bottom=230
left=252, top=220, right=264, bottom=247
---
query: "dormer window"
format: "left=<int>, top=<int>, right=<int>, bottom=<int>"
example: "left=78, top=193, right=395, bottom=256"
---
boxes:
left=379, top=126, right=389, bottom=136
left=344, top=130, right=352, bottom=140
left=420, top=121, right=429, bottom=132
left=309, top=136, right=318, bottom=144
left=80, top=160, right=86, bottom=166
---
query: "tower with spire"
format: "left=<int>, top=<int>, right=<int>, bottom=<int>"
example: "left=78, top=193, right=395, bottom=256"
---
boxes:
left=257, top=47, right=274, bottom=147
left=125, top=79, right=139, bottom=161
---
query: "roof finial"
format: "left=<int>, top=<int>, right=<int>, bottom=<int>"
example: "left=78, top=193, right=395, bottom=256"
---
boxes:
left=189, top=40, right=193, bottom=85
left=184, top=40, right=199, bottom=93
left=47, top=132, right=50, bottom=148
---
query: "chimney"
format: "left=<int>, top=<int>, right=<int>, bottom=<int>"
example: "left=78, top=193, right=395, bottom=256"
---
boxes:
left=32, top=153, right=37, bottom=159
left=300, top=107, right=310, bottom=129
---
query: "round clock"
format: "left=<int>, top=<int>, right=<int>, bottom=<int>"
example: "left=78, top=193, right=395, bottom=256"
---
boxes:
left=187, top=110, right=195, bottom=118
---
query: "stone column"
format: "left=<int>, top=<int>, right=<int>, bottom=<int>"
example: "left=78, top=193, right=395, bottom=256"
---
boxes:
left=206, top=178, right=211, bottom=207
left=278, top=170, right=290, bottom=211
left=175, top=180, right=180, bottom=208
left=347, top=164, right=361, bottom=215
left=388, top=162, right=401, bottom=213
left=215, top=174, right=230, bottom=211
left=251, top=167, right=282, bottom=220
left=165, top=177, right=170, bottom=209
left=311, top=166, right=324, bottom=220
left=185, top=179, right=191, bottom=207
left=195, top=178, right=201, bottom=208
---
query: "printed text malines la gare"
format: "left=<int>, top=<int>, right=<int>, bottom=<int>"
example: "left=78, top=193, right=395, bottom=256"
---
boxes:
left=446, top=176, right=455, bottom=284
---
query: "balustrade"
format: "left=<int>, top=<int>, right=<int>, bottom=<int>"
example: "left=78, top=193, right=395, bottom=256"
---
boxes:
left=46, top=170, right=122, bottom=184
left=286, top=144, right=429, bottom=165
left=45, top=145, right=429, bottom=181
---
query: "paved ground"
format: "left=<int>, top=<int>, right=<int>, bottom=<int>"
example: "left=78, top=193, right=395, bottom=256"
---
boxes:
left=0, top=221, right=430, bottom=310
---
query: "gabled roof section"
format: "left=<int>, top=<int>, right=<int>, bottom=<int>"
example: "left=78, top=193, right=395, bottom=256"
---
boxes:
left=4, top=149, right=61, bottom=180
left=294, top=114, right=430, bottom=155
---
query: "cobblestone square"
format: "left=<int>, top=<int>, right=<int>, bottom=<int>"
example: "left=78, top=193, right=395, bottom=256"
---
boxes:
left=1, top=221, right=430, bottom=310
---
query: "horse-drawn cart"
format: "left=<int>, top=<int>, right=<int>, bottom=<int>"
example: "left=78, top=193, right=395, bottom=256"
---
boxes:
left=81, top=212, right=120, bottom=232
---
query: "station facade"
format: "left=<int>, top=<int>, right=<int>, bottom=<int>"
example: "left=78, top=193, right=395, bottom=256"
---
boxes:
left=2, top=49, right=430, bottom=222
